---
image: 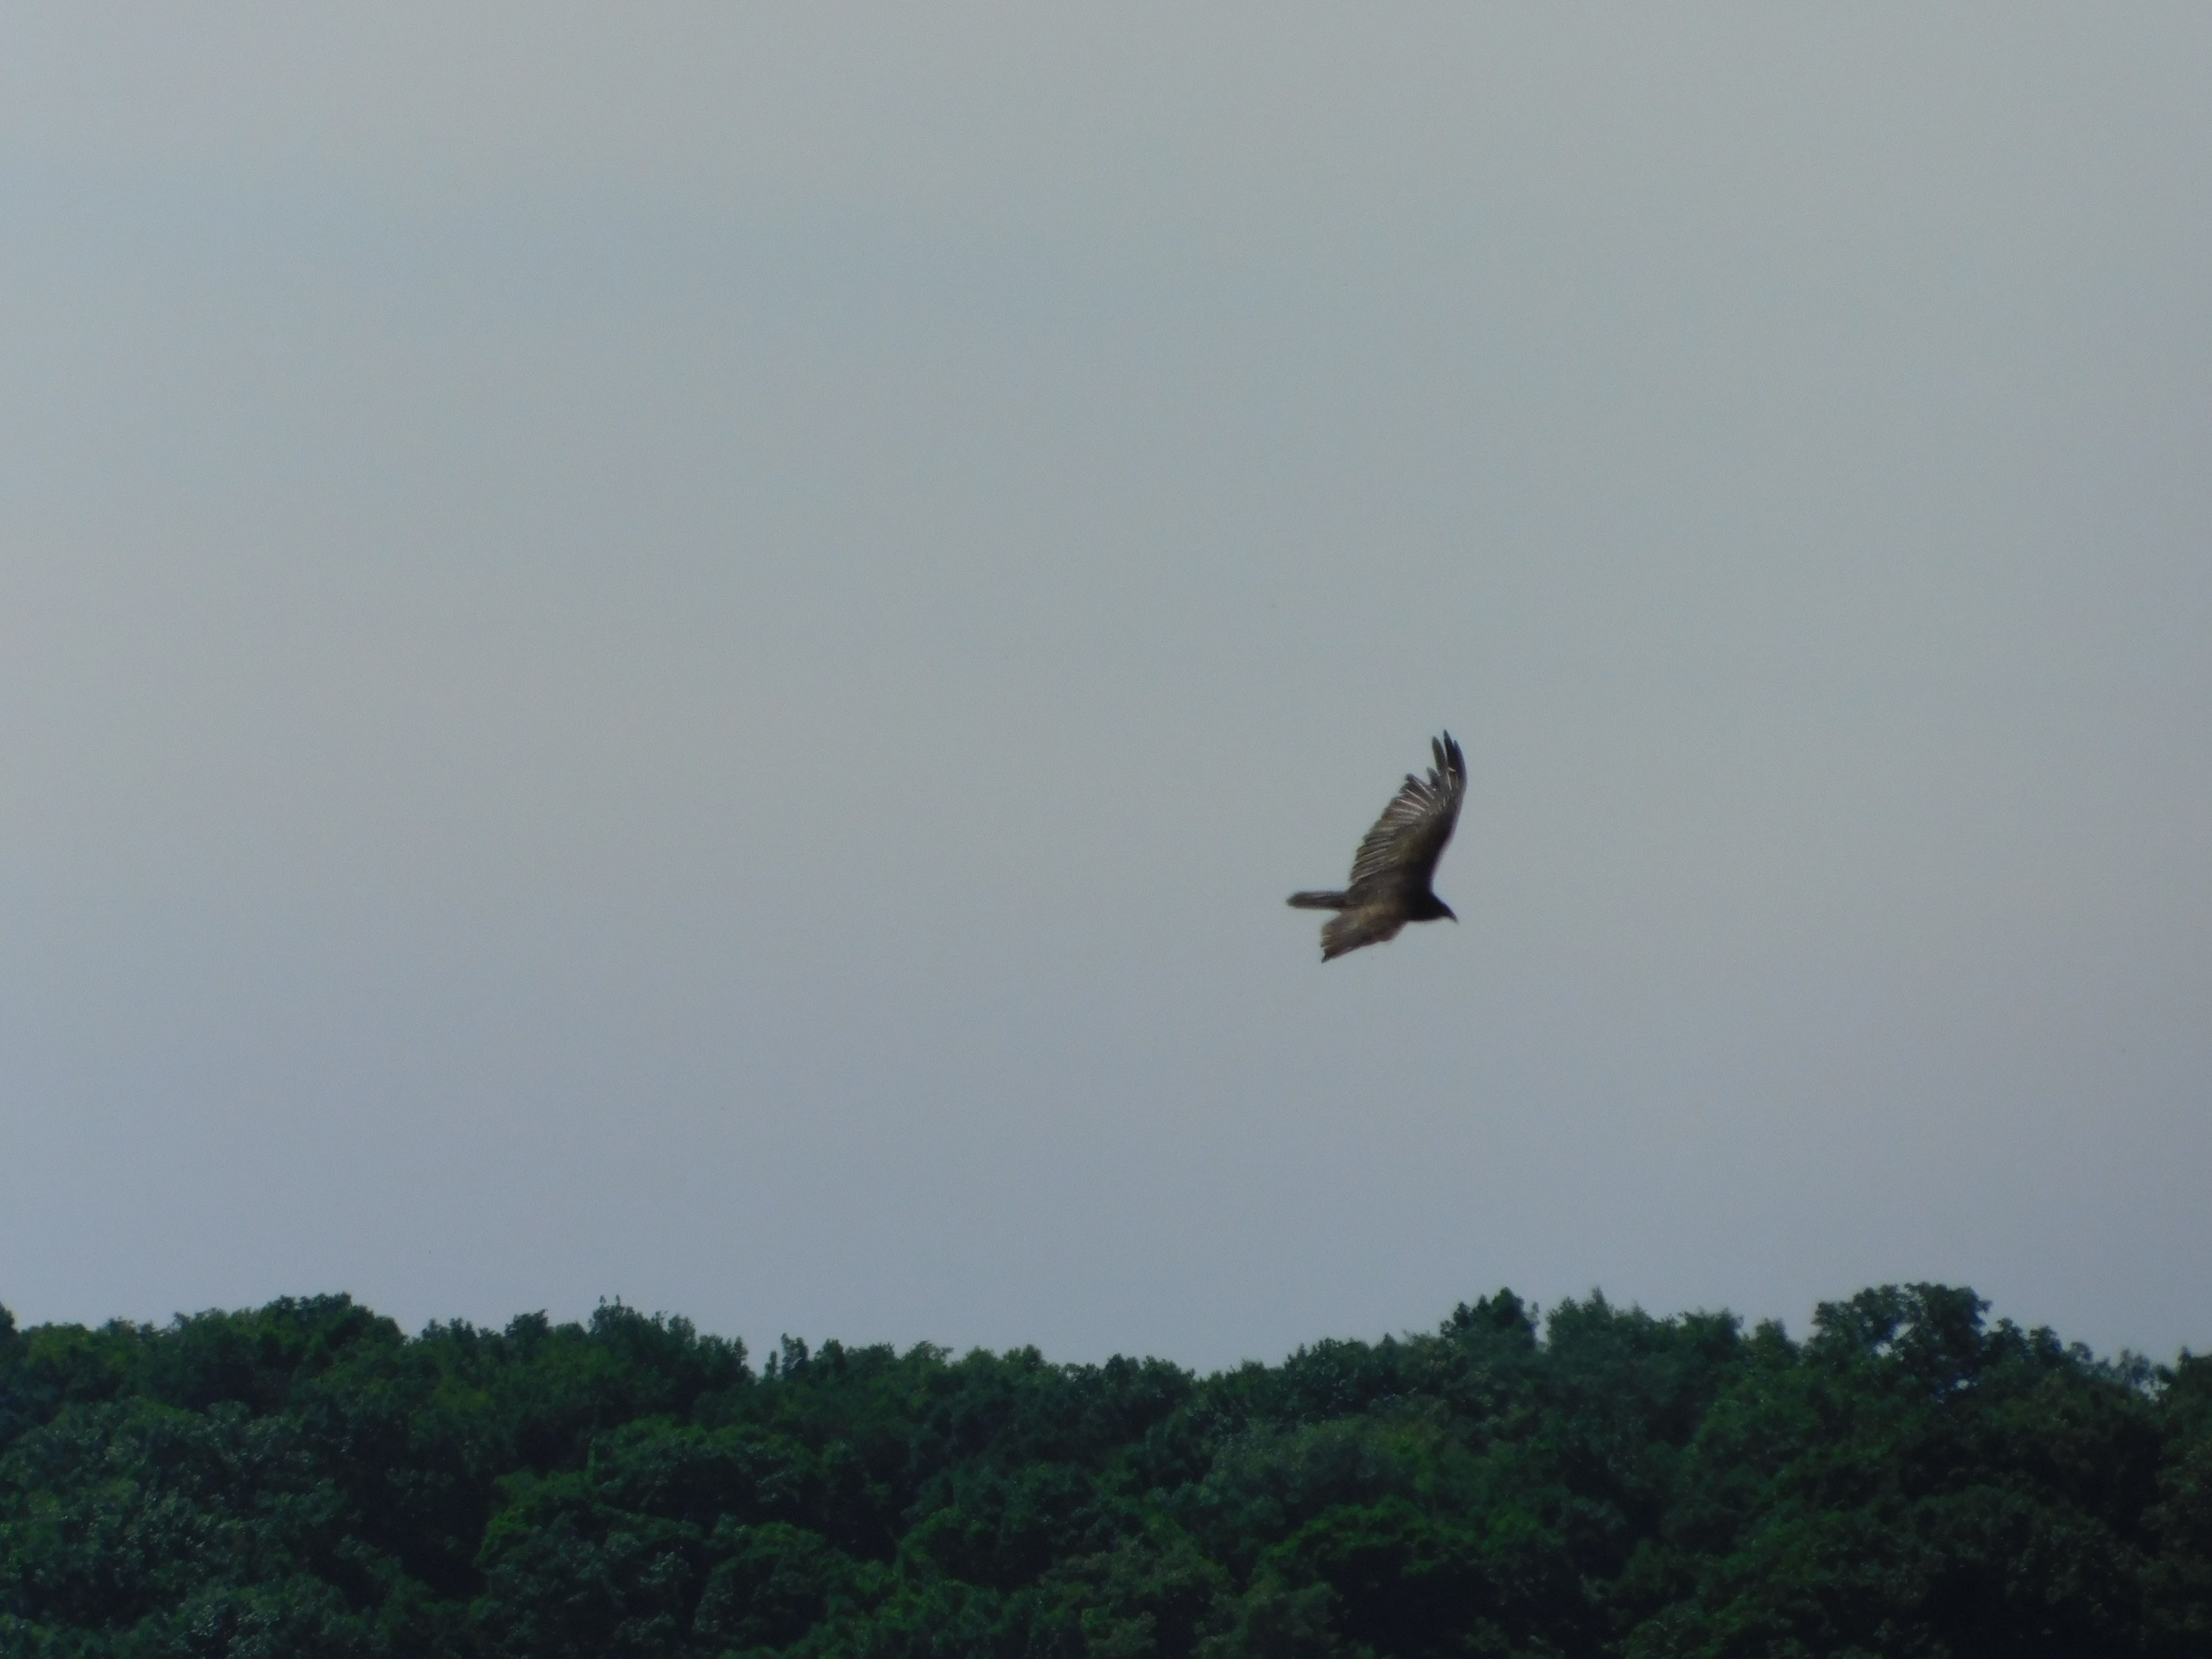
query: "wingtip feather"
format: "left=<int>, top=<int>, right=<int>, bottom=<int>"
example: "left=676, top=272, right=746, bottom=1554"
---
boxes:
left=1437, top=730, right=1464, bottom=781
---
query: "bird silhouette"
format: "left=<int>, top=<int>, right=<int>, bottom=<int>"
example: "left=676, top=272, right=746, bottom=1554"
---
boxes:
left=1288, top=732, right=1466, bottom=961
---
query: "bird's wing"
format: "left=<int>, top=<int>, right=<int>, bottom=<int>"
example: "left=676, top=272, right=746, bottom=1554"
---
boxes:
left=1344, top=732, right=1466, bottom=895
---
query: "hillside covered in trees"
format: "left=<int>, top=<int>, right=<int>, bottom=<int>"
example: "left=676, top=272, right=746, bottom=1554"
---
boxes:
left=2, top=1285, right=2208, bottom=1657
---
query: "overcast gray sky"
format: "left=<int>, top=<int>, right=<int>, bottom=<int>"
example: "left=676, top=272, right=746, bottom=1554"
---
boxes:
left=3, top=7, right=2208, bottom=1371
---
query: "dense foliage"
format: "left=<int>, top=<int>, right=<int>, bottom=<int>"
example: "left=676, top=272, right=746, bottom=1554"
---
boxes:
left=2, top=1284, right=2207, bottom=1656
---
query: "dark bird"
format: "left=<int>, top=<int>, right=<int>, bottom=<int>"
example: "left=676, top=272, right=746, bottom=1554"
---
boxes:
left=1288, top=732, right=1467, bottom=961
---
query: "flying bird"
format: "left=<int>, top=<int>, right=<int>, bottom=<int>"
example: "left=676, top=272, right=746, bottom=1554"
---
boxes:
left=1288, top=732, right=1467, bottom=961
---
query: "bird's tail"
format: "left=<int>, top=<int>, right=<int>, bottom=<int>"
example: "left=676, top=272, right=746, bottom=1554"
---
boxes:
left=1286, top=890, right=1347, bottom=910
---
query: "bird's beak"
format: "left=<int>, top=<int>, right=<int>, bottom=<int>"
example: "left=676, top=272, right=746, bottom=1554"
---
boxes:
left=1442, top=905, right=1458, bottom=922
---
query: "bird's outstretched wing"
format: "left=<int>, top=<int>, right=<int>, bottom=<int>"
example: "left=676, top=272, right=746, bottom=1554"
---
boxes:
left=1343, top=732, right=1465, bottom=900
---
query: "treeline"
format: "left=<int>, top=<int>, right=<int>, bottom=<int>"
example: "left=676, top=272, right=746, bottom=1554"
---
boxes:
left=1, top=1284, right=2207, bottom=1656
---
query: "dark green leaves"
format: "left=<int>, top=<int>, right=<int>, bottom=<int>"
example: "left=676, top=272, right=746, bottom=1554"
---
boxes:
left=1, top=1287, right=2206, bottom=1656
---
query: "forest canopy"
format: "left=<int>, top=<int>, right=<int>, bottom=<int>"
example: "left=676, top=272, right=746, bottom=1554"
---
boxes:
left=2, top=1284, right=2208, bottom=1657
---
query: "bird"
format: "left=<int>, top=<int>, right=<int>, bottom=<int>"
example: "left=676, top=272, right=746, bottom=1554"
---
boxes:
left=1288, top=732, right=1467, bottom=961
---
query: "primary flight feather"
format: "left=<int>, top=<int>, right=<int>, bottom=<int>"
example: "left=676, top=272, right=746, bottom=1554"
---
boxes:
left=1288, top=732, right=1466, bottom=961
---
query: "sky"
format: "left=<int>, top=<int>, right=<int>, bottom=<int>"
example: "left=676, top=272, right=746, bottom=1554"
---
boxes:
left=2, top=7, right=2208, bottom=1373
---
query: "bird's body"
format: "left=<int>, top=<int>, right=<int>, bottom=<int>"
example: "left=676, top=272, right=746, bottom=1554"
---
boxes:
left=1289, top=732, right=1466, bottom=961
